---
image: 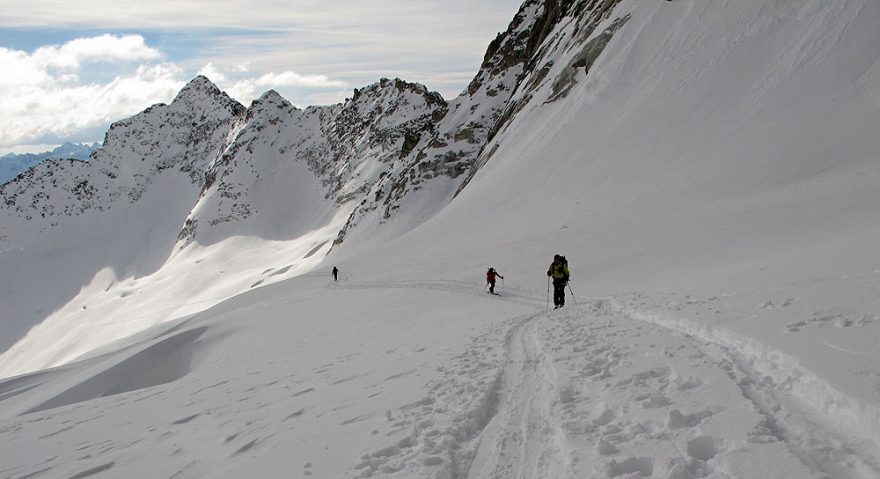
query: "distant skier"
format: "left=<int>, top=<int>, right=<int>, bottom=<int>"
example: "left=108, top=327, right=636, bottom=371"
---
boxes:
left=486, top=267, right=504, bottom=294
left=332, top=266, right=339, bottom=281
left=547, top=255, right=569, bottom=308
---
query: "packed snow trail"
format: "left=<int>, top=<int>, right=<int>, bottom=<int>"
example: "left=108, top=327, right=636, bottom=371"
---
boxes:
left=354, top=287, right=879, bottom=479
left=463, top=313, right=569, bottom=478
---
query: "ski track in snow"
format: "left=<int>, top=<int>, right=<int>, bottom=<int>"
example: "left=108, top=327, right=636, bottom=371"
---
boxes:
left=0, top=279, right=877, bottom=478
left=349, top=282, right=880, bottom=479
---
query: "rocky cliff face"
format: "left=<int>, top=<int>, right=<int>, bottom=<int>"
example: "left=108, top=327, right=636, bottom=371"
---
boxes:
left=331, top=0, right=631, bottom=246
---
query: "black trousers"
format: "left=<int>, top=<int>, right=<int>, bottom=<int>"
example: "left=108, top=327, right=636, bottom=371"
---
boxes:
left=488, top=279, right=497, bottom=293
left=553, top=279, right=566, bottom=306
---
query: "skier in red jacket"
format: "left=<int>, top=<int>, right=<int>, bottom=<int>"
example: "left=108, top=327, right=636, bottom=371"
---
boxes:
left=486, top=267, right=504, bottom=294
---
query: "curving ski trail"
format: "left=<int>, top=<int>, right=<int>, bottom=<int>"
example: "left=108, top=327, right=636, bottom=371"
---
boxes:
left=464, top=317, right=569, bottom=479
left=353, top=285, right=879, bottom=478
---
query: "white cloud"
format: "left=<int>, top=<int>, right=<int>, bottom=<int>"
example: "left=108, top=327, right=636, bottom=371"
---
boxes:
left=0, top=1, right=523, bottom=151
left=2, top=1, right=520, bottom=100
left=0, top=1, right=519, bottom=32
left=255, top=71, right=346, bottom=89
left=0, top=36, right=182, bottom=149
left=198, top=62, right=228, bottom=83
left=1, top=34, right=353, bottom=151
left=33, top=34, right=162, bottom=72
left=1, top=62, right=185, bottom=147
left=203, top=64, right=347, bottom=105
left=305, top=90, right=351, bottom=107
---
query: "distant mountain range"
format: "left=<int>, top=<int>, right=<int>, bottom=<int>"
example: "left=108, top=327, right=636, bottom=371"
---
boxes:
left=0, top=142, right=100, bottom=185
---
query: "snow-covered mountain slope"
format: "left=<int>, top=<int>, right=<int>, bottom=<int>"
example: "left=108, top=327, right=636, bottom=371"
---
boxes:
left=0, top=74, right=449, bottom=376
left=183, top=78, right=447, bottom=246
left=1, top=0, right=880, bottom=477
left=0, top=0, right=549, bottom=374
left=0, top=77, right=246, bottom=361
left=333, top=0, right=880, bottom=472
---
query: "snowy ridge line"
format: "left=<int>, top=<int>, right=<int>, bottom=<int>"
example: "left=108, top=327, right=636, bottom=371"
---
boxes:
left=0, top=321, right=210, bottom=420
left=612, top=298, right=880, bottom=458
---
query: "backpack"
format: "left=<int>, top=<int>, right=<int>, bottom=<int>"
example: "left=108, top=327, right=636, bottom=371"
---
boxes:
left=552, top=256, right=569, bottom=281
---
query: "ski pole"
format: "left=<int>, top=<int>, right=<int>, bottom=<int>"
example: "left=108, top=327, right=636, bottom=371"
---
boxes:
left=501, top=277, right=504, bottom=294
left=567, top=281, right=578, bottom=305
left=547, top=276, right=551, bottom=310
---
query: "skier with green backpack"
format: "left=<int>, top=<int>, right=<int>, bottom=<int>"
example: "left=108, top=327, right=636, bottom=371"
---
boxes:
left=547, top=254, right=570, bottom=308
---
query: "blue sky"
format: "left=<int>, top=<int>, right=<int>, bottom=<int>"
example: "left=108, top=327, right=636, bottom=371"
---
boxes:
left=0, top=0, right=522, bottom=153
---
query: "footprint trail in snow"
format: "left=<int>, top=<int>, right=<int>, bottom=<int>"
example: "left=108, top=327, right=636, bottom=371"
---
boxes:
left=355, top=299, right=877, bottom=478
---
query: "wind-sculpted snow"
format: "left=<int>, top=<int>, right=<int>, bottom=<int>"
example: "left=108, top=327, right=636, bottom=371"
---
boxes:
left=24, top=326, right=208, bottom=415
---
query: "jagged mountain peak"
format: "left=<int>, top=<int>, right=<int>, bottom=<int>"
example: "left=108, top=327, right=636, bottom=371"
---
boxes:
left=180, top=75, right=450, bottom=245
left=254, top=89, right=289, bottom=105
left=174, top=75, right=222, bottom=101
left=354, top=78, right=446, bottom=106
left=168, top=75, right=246, bottom=119
left=247, top=90, right=296, bottom=120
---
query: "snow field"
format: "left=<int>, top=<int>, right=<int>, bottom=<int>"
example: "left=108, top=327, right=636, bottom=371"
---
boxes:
left=0, top=276, right=878, bottom=478
left=336, top=282, right=880, bottom=478
left=0, top=279, right=531, bottom=478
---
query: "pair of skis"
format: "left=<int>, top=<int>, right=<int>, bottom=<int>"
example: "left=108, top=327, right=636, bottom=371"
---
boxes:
left=547, top=277, right=578, bottom=310
left=485, top=278, right=503, bottom=296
